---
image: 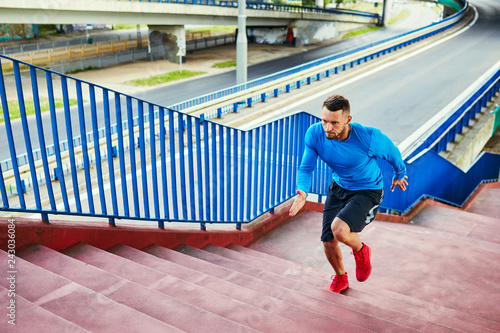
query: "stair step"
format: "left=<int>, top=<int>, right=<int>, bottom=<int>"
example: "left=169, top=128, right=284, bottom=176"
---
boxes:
left=246, top=209, right=500, bottom=329
left=410, top=203, right=500, bottom=244
left=368, top=222, right=500, bottom=324
left=18, top=244, right=254, bottom=333
left=0, top=250, right=181, bottom=332
left=228, top=244, right=500, bottom=333
left=0, top=286, right=88, bottom=333
left=62, top=243, right=323, bottom=333
left=109, top=244, right=366, bottom=332
left=178, top=244, right=453, bottom=332
left=463, top=183, right=500, bottom=219
left=204, top=244, right=490, bottom=332
left=147, top=244, right=423, bottom=332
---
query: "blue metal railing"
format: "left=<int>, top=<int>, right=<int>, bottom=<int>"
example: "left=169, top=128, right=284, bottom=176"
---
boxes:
left=134, top=0, right=379, bottom=19
left=0, top=56, right=331, bottom=227
left=0, top=42, right=498, bottom=227
left=2, top=0, right=494, bottom=226
left=0, top=0, right=467, bottom=179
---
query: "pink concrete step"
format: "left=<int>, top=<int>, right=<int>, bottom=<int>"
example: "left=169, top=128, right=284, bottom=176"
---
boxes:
left=203, top=243, right=490, bottom=332
left=463, top=182, right=500, bottom=219
left=17, top=244, right=254, bottom=333
left=178, top=244, right=451, bottom=332
left=146, top=244, right=420, bottom=332
left=368, top=221, right=500, bottom=324
left=409, top=203, right=500, bottom=244
left=108, top=244, right=365, bottom=333
left=228, top=244, right=500, bottom=333
left=0, top=250, right=180, bottom=332
left=0, top=285, right=87, bottom=333
left=62, top=243, right=322, bottom=333
left=247, top=209, right=500, bottom=329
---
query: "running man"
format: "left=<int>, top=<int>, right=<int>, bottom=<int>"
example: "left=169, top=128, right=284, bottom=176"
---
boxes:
left=289, top=94, right=408, bottom=293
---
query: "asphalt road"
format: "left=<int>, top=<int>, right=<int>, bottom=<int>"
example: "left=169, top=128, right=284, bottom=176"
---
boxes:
left=133, top=4, right=442, bottom=107
left=245, top=0, right=500, bottom=146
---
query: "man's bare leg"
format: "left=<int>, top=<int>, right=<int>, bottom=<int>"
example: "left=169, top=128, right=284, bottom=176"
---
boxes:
left=330, top=217, right=362, bottom=252
left=323, top=239, right=345, bottom=276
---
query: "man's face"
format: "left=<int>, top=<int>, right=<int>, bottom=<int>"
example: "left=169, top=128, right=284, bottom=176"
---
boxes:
left=321, top=106, right=351, bottom=140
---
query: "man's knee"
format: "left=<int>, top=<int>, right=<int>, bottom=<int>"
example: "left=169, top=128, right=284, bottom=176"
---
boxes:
left=331, top=220, right=350, bottom=243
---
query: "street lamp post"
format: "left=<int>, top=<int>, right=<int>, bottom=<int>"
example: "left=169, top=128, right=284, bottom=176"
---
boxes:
left=236, top=0, right=247, bottom=85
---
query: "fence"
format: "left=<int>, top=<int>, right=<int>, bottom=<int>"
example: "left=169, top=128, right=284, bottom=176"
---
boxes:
left=5, top=34, right=235, bottom=74
left=1, top=39, right=149, bottom=71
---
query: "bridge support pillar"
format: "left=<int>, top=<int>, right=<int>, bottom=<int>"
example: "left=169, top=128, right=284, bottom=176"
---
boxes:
left=147, top=25, right=186, bottom=64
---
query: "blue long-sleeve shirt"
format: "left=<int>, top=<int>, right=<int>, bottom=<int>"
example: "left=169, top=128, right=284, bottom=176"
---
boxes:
left=297, top=122, right=406, bottom=192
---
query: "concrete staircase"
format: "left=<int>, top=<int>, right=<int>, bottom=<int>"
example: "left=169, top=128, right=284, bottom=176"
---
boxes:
left=1, top=184, right=500, bottom=332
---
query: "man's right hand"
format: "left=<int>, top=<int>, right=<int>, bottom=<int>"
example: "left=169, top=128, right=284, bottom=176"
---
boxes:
left=289, top=190, right=307, bottom=216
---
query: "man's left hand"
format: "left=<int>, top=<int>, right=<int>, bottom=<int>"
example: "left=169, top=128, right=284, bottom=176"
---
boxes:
left=391, top=176, right=408, bottom=192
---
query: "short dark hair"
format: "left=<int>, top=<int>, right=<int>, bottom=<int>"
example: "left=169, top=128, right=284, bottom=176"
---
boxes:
left=323, top=95, right=350, bottom=115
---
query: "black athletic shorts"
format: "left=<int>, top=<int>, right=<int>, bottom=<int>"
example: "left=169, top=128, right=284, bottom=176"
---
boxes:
left=321, top=180, right=384, bottom=242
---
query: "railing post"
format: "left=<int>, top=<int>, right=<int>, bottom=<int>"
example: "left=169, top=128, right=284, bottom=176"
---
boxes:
left=493, top=105, right=500, bottom=135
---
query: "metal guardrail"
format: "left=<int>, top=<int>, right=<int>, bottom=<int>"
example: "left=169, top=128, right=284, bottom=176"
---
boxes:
left=134, top=0, right=379, bottom=19
left=0, top=58, right=326, bottom=228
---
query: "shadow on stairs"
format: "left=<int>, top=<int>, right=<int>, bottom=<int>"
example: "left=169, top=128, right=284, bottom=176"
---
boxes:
left=1, top=182, right=499, bottom=332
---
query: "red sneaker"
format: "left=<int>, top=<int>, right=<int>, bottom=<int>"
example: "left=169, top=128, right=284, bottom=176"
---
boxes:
left=328, top=273, right=349, bottom=293
left=352, top=243, right=372, bottom=282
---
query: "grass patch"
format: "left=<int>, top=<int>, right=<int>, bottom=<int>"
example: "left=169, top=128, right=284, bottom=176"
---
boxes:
left=0, top=98, right=79, bottom=123
left=126, top=70, right=207, bottom=86
left=342, top=8, right=409, bottom=40
left=343, top=26, right=382, bottom=39
left=212, top=60, right=236, bottom=69
left=115, top=24, right=147, bottom=30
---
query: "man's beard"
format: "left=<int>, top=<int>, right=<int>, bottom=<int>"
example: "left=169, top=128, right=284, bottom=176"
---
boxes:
left=326, top=124, right=346, bottom=140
